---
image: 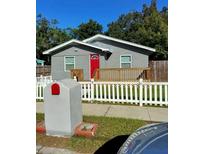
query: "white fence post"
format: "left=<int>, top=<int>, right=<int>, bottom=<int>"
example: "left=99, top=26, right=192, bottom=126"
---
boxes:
left=73, top=76, right=77, bottom=81
left=139, top=78, right=143, bottom=106
left=91, top=78, right=94, bottom=102
left=40, top=75, right=43, bottom=83
left=37, top=77, right=168, bottom=106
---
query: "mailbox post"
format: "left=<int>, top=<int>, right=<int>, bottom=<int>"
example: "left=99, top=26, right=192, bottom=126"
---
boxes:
left=44, top=79, right=82, bottom=137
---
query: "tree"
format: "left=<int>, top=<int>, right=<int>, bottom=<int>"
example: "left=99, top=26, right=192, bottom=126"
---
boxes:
left=69, top=19, right=103, bottom=40
left=36, top=14, right=71, bottom=64
left=107, top=0, right=168, bottom=60
left=36, top=14, right=50, bottom=59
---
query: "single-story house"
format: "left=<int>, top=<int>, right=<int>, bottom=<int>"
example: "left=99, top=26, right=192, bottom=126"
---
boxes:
left=43, top=34, right=155, bottom=81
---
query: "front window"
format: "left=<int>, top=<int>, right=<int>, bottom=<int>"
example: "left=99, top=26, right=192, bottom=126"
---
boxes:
left=64, top=56, right=75, bottom=71
left=120, top=55, right=132, bottom=68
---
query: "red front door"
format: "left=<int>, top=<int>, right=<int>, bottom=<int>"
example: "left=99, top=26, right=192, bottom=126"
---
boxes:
left=90, top=54, right=99, bottom=78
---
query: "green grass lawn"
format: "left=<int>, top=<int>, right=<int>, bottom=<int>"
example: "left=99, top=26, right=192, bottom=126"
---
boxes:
left=36, top=100, right=168, bottom=108
left=36, top=99, right=44, bottom=102
left=36, top=113, right=150, bottom=153
left=82, top=101, right=168, bottom=108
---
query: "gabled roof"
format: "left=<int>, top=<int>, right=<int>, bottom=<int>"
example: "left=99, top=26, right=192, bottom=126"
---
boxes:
left=43, top=39, right=110, bottom=55
left=83, top=34, right=156, bottom=52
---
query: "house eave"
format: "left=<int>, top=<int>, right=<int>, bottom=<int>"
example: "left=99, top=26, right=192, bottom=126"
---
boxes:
left=83, top=34, right=156, bottom=52
left=43, top=39, right=110, bottom=55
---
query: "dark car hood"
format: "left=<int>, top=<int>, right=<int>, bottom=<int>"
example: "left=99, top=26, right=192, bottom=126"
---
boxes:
left=118, top=123, right=168, bottom=154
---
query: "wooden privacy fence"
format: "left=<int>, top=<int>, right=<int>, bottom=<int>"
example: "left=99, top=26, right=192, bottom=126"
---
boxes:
left=36, top=76, right=168, bottom=106
left=36, top=65, right=51, bottom=77
left=93, top=67, right=151, bottom=81
left=149, top=61, right=168, bottom=82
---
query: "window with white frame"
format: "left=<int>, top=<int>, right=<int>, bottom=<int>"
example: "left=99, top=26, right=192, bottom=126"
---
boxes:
left=64, top=56, right=75, bottom=71
left=120, top=55, right=132, bottom=68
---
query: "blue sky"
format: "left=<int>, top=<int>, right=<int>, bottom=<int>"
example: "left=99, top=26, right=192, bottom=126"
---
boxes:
left=36, top=0, right=168, bottom=31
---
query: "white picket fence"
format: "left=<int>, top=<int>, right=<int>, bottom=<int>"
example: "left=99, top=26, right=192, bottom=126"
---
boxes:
left=36, top=75, right=53, bottom=83
left=36, top=76, right=53, bottom=100
left=78, top=79, right=168, bottom=106
left=36, top=76, right=168, bottom=106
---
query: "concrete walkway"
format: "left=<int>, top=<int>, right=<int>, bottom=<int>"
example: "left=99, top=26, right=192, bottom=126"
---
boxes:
left=36, top=102, right=167, bottom=122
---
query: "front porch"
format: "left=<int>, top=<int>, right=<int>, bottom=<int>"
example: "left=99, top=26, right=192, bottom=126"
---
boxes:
left=71, top=67, right=151, bottom=81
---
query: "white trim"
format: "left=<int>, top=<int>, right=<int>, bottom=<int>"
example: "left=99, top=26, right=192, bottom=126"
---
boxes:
left=120, top=54, right=132, bottom=68
left=83, top=34, right=156, bottom=52
left=64, top=56, right=75, bottom=72
left=43, top=39, right=110, bottom=55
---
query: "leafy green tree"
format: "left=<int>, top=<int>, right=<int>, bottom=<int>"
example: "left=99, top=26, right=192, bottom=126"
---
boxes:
left=36, top=14, right=50, bottom=58
left=107, top=0, right=168, bottom=60
left=69, top=19, right=103, bottom=40
left=36, top=14, right=71, bottom=64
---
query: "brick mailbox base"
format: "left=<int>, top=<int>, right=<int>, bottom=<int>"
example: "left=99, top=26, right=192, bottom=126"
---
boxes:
left=36, top=121, right=98, bottom=138
left=75, top=123, right=98, bottom=138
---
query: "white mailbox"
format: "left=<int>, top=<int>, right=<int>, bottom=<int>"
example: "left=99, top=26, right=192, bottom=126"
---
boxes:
left=44, top=79, right=82, bottom=137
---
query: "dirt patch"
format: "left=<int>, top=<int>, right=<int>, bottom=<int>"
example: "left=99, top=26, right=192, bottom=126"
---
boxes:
left=36, top=133, right=70, bottom=149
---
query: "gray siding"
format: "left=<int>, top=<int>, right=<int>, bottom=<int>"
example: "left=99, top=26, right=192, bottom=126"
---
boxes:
left=51, top=46, right=105, bottom=80
left=51, top=40, right=150, bottom=81
left=91, top=40, right=149, bottom=68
